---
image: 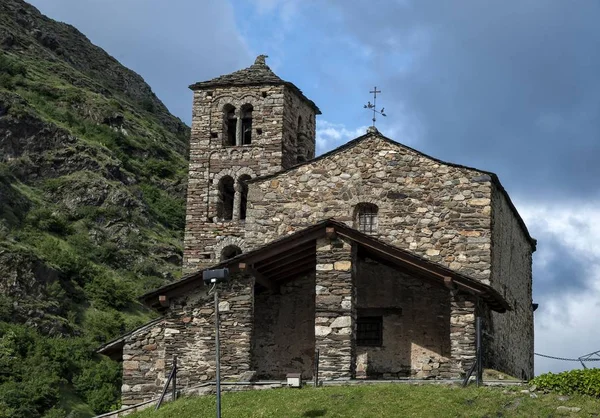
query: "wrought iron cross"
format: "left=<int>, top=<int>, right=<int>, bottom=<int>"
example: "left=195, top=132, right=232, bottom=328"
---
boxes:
left=364, top=86, right=386, bottom=127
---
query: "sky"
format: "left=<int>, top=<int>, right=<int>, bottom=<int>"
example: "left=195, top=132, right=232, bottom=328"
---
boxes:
left=27, top=0, right=600, bottom=375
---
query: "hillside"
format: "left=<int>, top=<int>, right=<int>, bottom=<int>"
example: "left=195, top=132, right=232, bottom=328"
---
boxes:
left=130, top=384, right=600, bottom=418
left=0, top=0, right=190, bottom=416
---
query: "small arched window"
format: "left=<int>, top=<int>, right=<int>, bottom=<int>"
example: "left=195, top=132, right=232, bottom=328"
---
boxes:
left=221, top=245, right=242, bottom=261
left=241, top=104, right=253, bottom=145
left=297, top=115, right=303, bottom=132
left=217, top=176, right=235, bottom=220
left=238, top=174, right=252, bottom=220
left=354, top=203, right=378, bottom=234
left=223, top=104, right=237, bottom=146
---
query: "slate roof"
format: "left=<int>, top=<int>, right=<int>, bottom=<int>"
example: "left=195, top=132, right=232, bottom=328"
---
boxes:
left=140, top=219, right=510, bottom=313
left=189, top=55, right=321, bottom=114
left=247, top=127, right=537, bottom=249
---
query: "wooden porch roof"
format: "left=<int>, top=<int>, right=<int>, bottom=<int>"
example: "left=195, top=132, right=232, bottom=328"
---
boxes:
left=141, top=220, right=510, bottom=313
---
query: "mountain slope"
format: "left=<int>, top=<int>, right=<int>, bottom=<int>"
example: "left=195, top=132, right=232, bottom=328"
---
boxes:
left=0, top=1, right=190, bottom=416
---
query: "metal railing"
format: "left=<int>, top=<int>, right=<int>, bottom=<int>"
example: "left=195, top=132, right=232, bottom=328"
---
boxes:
left=155, top=355, right=177, bottom=410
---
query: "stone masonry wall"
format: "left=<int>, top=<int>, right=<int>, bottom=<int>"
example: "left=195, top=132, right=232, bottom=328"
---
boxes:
left=252, top=273, right=316, bottom=379
left=487, top=184, right=534, bottom=379
left=314, top=237, right=356, bottom=380
left=183, top=84, right=316, bottom=272
left=450, top=291, right=477, bottom=376
left=121, top=321, right=168, bottom=406
left=121, top=276, right=254, bottom=404
left=183, top=85, right=286, bottom=272
left=355, top=258, right=452, bottom=378
left=246, top=134, right=494, bottom=283
left=282, top=88, right=316, bottom=168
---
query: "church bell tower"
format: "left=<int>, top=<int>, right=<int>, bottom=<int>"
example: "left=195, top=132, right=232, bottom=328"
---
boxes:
left=183, top=55, right=321, bottom=272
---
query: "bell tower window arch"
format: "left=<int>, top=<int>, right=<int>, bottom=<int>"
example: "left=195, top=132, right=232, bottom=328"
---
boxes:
left=241, top=104, right=253, bottom=145
left=238, top=174, right=252, bottom=220
left=222, top=104, right=237, bottom=146
left=217, top=175, right=235, bottom=220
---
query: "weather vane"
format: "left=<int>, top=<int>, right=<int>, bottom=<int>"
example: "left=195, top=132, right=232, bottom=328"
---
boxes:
left=364, top=86, right=386, bottom=127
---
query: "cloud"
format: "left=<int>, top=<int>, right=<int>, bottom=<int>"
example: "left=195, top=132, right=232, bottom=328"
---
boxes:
left=324, top=1, right=600, bottom=200
left=518, top=200, right=600, bottom=373
left=316, top=121, right=368, bottom=155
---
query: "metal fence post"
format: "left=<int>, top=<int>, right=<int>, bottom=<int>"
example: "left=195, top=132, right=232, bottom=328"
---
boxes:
left=172, top=355, right=177, bottom=401
left=313, top=348, right=319, bottom=387
left=476, top=317, right=483, bottom=387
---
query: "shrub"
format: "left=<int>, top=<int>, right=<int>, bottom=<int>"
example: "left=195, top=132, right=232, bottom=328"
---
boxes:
left=84, top=274, right=134, bottom=310
left=140, top=98, right=155, bottom=113
left=0, top=54, right=27, bottom=77
left=25, top=208, right=72, bottom=235
left=140, top=184, right=185, bottom=230
left=531, top=368, right=600, bottom=397
left=73, top=358, right=121, bottom=413
left=83, top=309, right=127, bottom=344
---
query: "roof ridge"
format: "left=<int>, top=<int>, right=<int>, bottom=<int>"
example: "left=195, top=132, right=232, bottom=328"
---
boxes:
left=189, top=55, right=321, bottom=113
left=246, top=130, right=535, bottom=249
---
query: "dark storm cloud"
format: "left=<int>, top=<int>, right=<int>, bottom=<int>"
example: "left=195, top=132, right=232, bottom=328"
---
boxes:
left=28, top=0, right=252, bottom=123
left=328, top=0, right=600, bottom=199
left=533, top=239, right=591, bottom=304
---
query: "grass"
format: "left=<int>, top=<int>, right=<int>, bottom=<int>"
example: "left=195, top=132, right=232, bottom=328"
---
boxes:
left=130, top=384, right=600, bottom=418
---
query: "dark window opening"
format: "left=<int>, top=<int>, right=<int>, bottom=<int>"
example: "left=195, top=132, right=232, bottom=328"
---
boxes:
left=296, top=155, right=306, bottom=163
left=221, top=245, right=242, bottom=261
left=355, top=203, right=378, bottom=234
left=223, top=104, right=237, bottom=146
left=357, top=316, right=383, bottom=347
left=217, top=176, right=235, bottom=220
left=238, top=174, right=251, bottom=220
left=261, top=91, right=267, bottom=98
left=241, top=104, right=253, bottom=145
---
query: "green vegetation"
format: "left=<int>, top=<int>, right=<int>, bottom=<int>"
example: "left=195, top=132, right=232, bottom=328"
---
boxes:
left=531, top=368, right=600, bottom=398
left=130, top=384, right=600, bottom=418
left=0, top=2, right=190, bottom=416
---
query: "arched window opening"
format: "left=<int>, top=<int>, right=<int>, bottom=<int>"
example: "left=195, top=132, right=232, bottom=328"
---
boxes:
left=354, top=203, right=378, bottom=234
left=241, top=104, right=253, bottom=145
left=217, top=176, right=235, bottom=220
left=221, top=245, right=242, bottom=261
left=297, top=115, right=303, bottom=132
left=223, top=104, right=237, bottom=146
left=238, top=174, right=252, bottom=220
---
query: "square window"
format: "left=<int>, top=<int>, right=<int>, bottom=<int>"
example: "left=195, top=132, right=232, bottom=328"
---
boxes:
left=357, top=316, right=383, bottom=347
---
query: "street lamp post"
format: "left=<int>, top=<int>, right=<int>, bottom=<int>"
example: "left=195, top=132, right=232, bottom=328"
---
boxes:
left=203, top=268, right=230, bottom=418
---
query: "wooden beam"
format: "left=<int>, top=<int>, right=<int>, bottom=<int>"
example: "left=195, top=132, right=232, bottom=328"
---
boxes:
left=276, top=265, right=317, bottom=286
left=326, top=227, right=337, bottom=240
left=258, top=252, right=316, bottom=275
left=444, top=276, right=455, bottom=289
left=241, top=263, right=277, bottom=292
left=240, top=228, right=323, bottom=265
left=257, top=242, right=316, bottom=269
left=263, top=258, right=316, bottom=281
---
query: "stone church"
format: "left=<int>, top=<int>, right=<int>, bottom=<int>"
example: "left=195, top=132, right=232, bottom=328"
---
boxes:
left=99, top=55, right=536, bottom=405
